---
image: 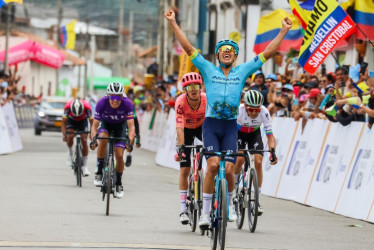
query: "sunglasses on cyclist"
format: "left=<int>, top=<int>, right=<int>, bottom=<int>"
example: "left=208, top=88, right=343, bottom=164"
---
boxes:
left=218, top=45, right=237, bottom=54
left=245, top=106, right=261, bottom=113
left=185, top=84, right=201, bottom=91
left=109, top=95, right=122, bottom=101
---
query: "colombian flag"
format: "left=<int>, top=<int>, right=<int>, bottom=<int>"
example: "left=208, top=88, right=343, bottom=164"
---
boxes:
left=289, top=0, right=314, bottom=30
left=353, top=0, right=374, bottom=41
left=254, top=9, right=303, bottom=54
left=60, top=20, right=77, bottom=50
left=0, top=0, right=23, bottom=7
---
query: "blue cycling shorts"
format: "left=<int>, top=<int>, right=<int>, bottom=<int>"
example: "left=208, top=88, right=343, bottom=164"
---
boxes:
left=202, top=117, right=238, bottom=164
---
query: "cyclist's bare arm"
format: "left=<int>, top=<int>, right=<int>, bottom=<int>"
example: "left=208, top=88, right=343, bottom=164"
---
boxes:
left=61, top=117, right=68, bottom=141
left=263, top=17, right=292, bottom=60
left=127, top=119, right=135, bottom=146
left=267, top=134, right=277, bottom=164
left=164, top=9, right=195, bottom=56
left=88, top=117, right=93, bottom=128
left=267, top=134, right=276, bottom=153
left=176, top=127, right=185, bottom=146
left=90, top=119, right=100, bottom=141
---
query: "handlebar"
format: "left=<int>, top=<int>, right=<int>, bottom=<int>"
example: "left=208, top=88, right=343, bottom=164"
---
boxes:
left=90, top=134, right=132, bottom=152
left=65, top=131, right=90, bottom=135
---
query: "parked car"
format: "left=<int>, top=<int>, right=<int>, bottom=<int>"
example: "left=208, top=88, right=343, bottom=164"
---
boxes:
left=34, top=96, right=71, bottom=135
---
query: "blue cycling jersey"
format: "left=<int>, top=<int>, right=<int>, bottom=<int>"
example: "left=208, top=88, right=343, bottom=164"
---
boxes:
left=190, top=49, right=266, bottom=120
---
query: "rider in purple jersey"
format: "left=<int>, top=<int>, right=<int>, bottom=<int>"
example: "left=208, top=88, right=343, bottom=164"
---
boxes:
left=90, top=82, right=135, bottom=199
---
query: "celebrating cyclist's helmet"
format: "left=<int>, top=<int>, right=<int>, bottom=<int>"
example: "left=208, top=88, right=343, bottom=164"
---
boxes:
left=70, top=99, right=84, bottom=116
left=181, top=72, right=202, bottom=88
left=244, top=90, right=263, bottom=108
left=107, top=82, right=124, bottom=95
left=215, top=39, right=239, bottom=55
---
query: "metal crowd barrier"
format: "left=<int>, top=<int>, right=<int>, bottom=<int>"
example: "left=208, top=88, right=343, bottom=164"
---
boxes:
left=14, top=104, right=38, bottom=129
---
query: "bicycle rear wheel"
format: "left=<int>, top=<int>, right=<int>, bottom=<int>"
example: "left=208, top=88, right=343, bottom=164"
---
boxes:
left=235, top=169, right=245, bottom=229
left=106, top=156, right=114, bottom=216
left=247, top=168, right=259, bottom=233
left=218, top=179, right=227, bottom=250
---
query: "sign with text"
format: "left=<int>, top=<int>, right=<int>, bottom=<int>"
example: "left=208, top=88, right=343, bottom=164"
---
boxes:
left=298, top=0, right=356, bottom=74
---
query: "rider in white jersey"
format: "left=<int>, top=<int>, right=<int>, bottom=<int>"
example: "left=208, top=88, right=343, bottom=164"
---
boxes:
left=234, top=90, right=277, bottom=215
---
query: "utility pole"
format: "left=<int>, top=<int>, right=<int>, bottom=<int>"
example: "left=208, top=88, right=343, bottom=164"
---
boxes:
left=128, top=11, right=133, bottom=78
left=4, top=4, right=11, bottom=74
left=83, top=18, right=89, bottom=98
left=117, top=0, right=124, bottom=77
left=157, top=0, right=165, bottom=79
left=56, top=0, right=62, bottom=96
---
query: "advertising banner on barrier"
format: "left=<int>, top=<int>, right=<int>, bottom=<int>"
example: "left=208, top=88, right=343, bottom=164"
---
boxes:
left=305, top=122, right=365, bottom=212
left=155, top=109, right=179, bottom=170
left=0, top=106, right=12, bottom=154
left=2, top=103, right=23, bottom=152
left=262, top=117, right=298, bottom=196
left=276, top=119, right=329, bottom=203
left=335, top=126, right=374, bottom=221
left=140, top=111, right=154, bottom=152
left=368, top=204, right=374, bottom=223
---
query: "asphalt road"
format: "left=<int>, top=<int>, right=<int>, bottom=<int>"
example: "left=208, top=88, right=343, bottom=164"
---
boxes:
left=0, top=129, right=373, bottom=250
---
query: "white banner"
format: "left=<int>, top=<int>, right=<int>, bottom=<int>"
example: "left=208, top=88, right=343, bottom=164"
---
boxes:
left=155, top=109, right=179, bottom=170
left=275, top=119, right=329, bottom=203
left=2, top=103, right=23, bottom=152
left=262, top=117, right=298, bottom=196
left=305, top=122, right=365, bottom=212
left=335, top=126, right=374, bottom=220
left=0, top=105, right=12, bottom=154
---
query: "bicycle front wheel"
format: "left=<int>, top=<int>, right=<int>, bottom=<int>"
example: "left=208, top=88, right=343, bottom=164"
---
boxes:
left=77, top=145, right=82, bottom=187
left=247, top=168, right=259, bottom=233
left=187, top=173, right=197, bottom=232
left=235, top=169, right=245, bottom=229
left=218, top=179, right=227, bottom=250
left=209, top=191, right=218, bottom=250
left=106, top=157, right=114, bottom=216
left=198, top=170, right=205, bottom=235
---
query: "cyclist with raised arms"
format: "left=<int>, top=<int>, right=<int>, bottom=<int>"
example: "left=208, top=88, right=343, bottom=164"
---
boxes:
left=164, top=9, right=292, bottom=228
left=174, top=72, right=207, bottom=224
left=235, top=90, right=277, bottom=215
left=90, top=82, right=135, bottom=199
left=62, top=99, right=93, bottom=176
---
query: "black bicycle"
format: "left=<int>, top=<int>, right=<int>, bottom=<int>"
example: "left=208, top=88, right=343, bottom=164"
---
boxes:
left=66, top=130, right=90, bottom=187
left=179, top=144, right=204, bottom=233
left=234, top=147, right=276, bottom=233
left=91, top=133, right=131, bottom=216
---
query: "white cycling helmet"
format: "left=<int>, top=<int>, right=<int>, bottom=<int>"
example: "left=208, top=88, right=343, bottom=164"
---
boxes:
left=244, top=90, right=263, bottom=108
left=107, top=82, right=124, bottom=95
left=70, top=99, right=84, bottom=116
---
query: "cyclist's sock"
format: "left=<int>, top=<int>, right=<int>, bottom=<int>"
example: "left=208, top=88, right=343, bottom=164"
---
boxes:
left=202, top=193, right=213, bottom=215
left=68, top=146, right=73, bottom=156
left=234, top=174, right=239, bottom=185
left=127, top=152, right=132, bottom=156
left=116, top=172, right=123, bottom=185
left=258, top=187, right=262, bottom=194
left=82, top=156, right=88, bottom=166
left=228, top=191, right=234, bottom=205
left=179, top=190, right=187, bottom=213
left=96, top=158, right=105, bottom=174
